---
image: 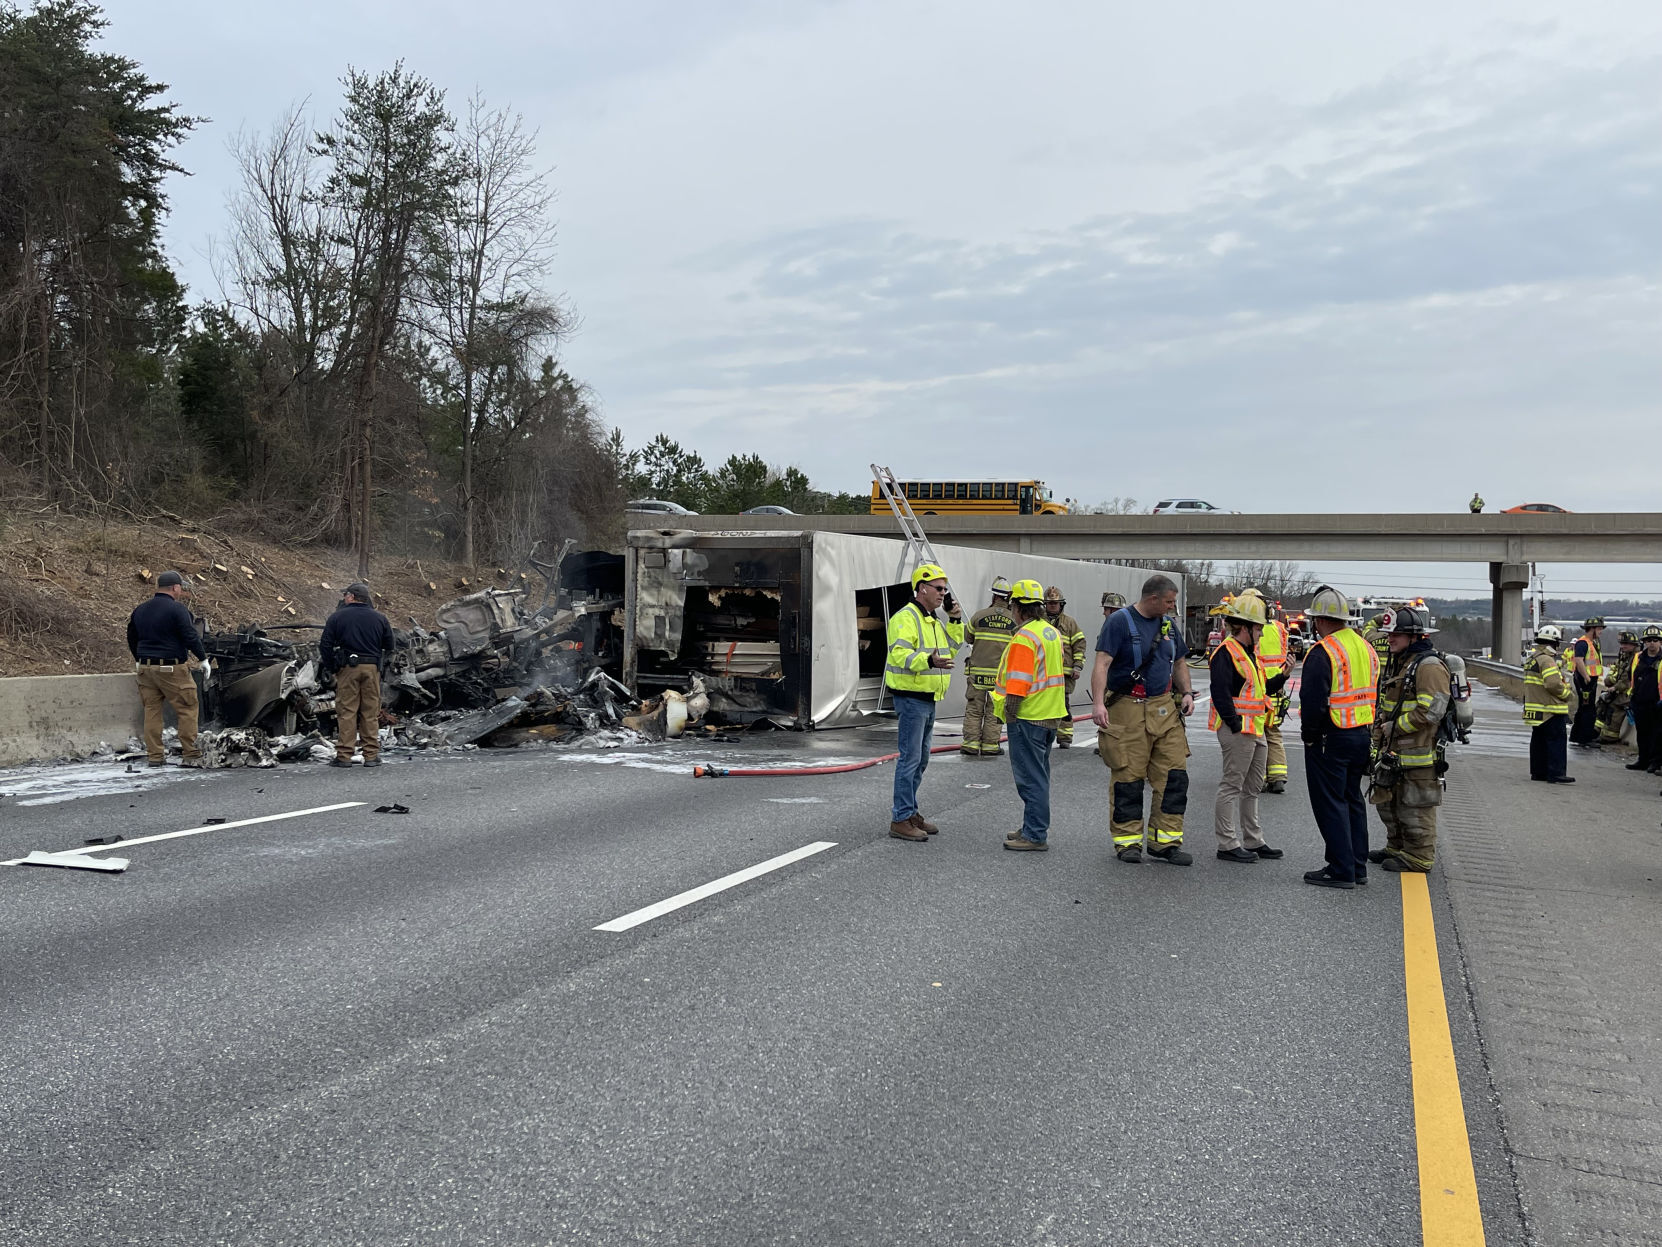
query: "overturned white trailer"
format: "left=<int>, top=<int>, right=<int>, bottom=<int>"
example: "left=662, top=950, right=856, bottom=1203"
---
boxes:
left=623, top=528, right=1179, bottom=729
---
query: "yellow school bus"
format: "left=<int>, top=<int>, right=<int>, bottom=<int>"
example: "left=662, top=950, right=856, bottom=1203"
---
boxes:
left=869, top=479, right=1070, bottom=516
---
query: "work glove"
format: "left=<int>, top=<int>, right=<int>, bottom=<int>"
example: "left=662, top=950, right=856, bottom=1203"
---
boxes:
left=201, top=658, right=213, bottom=679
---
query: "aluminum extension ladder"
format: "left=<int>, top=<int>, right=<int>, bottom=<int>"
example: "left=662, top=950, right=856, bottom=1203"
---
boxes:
left=871, top=463, right=941, bottom=579
left=870, top=464, right=945, bottom=715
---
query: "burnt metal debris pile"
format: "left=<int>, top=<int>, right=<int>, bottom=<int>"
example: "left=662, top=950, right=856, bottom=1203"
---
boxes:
left=190, top=549, right=708, bottom=765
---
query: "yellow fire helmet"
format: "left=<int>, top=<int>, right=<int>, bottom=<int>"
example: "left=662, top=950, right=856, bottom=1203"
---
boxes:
left=910, top=562, right=948, bottom=591
left=1009, top=578, right=1046, bottom=605
left=1224, top=594, right=1267, bottom=626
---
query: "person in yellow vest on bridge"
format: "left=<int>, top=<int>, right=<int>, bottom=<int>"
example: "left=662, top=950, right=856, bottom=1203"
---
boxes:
left=996, top=579, right=1069, bottom=850
left=885, top=562, right=965, bottom=842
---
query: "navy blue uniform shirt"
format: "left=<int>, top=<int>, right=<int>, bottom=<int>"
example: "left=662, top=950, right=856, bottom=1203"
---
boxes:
left=127, top=593, right=206, bottom=662
left=319, top=601, right=395, bottom=671
left=1095, top=606, right=1180, bottom=695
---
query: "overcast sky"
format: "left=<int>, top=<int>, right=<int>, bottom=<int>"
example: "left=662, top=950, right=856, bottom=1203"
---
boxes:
left=102, top=0, right=1661, bottom=598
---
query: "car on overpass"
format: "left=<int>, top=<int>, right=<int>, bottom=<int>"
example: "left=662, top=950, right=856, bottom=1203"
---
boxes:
left=1152, top=498, right=1237, bottom=515
left=742, top=505, right=796, bottom=515
left=627, top=499, right=698, bottom=515
left=1501, top=502, right=1572, bottom=514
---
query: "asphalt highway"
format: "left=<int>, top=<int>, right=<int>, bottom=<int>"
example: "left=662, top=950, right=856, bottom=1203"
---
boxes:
left=1, top=679, right=1654, bottom=1245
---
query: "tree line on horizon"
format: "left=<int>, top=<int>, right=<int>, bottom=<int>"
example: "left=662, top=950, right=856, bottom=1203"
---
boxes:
left=0, top=1, right=866, bottom=574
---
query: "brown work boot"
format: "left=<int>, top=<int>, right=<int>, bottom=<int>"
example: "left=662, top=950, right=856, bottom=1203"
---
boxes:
left=889, top=820, right=928, bottom=842
left=909, top=813, right=939, bottom=835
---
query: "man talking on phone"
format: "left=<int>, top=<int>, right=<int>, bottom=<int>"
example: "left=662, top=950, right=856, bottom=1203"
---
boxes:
left=885, top=563, right=965, bottom=841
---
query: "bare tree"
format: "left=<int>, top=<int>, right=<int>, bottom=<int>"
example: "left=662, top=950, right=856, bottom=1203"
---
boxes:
left=315, top=63, right=459, bottom=579
left=1226, top=560, right=1319, bottom=602
left=427, top=94, right=568, bottom=567
left=1087, top=496, right=1144, bottom=514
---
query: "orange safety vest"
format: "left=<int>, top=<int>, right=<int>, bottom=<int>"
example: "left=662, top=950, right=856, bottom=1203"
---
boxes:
left=1208, top=636, right=1268, bottom=736
left=1319, top=628, right=1380, bottom=728
left=1577, top=634, right=1603, bottom=680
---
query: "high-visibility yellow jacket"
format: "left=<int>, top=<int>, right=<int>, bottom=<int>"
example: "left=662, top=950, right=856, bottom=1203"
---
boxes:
left=993, top=620, right=1068, bottom=722
left=1522, top=644, right=1572, bottom=724
left=885, top=602, right=964, bottom=700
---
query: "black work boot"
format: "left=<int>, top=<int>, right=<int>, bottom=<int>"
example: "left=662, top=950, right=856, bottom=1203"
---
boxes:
left=1216, top=847, right=1258, bottom=863
left=1116, top=845, right=1143, bottom=864
left=1146, top=844, right=1193, bottom=866
left=1303, top=867, right=1355, bottom=890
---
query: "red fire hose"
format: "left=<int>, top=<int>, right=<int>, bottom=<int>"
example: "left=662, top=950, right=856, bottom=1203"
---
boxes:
left=691, top=714, right=1095, bottom=778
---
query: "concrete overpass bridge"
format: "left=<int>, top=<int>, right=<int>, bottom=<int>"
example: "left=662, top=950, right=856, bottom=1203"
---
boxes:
left=658, top=512, right=1662, bottom=663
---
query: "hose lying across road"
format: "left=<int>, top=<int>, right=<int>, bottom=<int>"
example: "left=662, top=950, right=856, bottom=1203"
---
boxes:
left=692, top=714, right=1096, bottom=778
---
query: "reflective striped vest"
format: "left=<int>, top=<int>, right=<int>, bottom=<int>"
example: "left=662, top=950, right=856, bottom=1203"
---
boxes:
left=885, top=602, right=963, bottom=700
left=1318, top=628, right=1380, bottom=728
left=993, top=620, right=1068, bottom=722
left=1522, top=645, right=1571, bottom=724
left=1576, top=634, right=1603, bottom=680
left=1209, top=636, right=1268, bottom=735
left=1256, top=619, right=1288, bottom=678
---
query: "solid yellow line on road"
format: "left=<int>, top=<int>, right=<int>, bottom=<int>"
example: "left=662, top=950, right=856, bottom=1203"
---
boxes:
left=1400, top=871, right=1487, bottom=1245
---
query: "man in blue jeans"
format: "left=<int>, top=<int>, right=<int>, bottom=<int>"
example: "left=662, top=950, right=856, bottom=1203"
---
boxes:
left=997, top=580, right=1069, bottom=851
left=886, top=562, right=965, bottom=841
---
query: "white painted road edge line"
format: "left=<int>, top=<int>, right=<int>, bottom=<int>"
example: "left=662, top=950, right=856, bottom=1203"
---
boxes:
left=595, top=840, right=838, bottom=933
left=1, top=802, right=369, bottom=866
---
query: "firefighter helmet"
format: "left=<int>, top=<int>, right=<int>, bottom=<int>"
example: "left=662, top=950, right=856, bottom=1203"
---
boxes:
left=1223, top=595, right=1267, bottom=626
left=1535, top=624, right=1562, bottom=644
left=1643, top=625, right=1662, bottom=642
left=1390, top=605, right=1436, bottom=636
left=1043, top=585, right=1065, bottom=607
left=911, top=563, right=948, bottom=591
left=1101, top=591, right=1126, bottom=609
left=1009, top=579, right=1046, bottom=605
left=990, top=575, right=1012, bottom=598
left=1619, top=630, right=1640, bottom=646
left=1583, top=615, right=1606, bottom=630
left=1306, top=585, right=1352, bottom=622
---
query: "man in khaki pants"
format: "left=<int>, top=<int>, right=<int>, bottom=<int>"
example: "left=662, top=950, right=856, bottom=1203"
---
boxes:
left=1089, top=574, right=1195, bottom=865
left=125, top=571, right=207, bottom=767
left=320, top=582, right=395, bottom=767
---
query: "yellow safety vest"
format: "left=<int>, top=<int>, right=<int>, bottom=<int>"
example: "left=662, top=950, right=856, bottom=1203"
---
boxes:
left=1208, top=636, right=1268, bottom=735
left=1256, top=619, right=1288, bottom=677
left=992, top=621, right=1068, bottom=722
left=1319, top=628, right=1380, bottom=728
left=885, top=603, right=962, bottom=700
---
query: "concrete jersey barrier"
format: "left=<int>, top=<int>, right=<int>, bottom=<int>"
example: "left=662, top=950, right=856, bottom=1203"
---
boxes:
left=0, top=673, right=144, bottom=766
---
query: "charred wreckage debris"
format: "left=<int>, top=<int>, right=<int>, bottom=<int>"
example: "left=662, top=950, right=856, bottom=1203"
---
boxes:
left=183, top=549, right=716, bottom=768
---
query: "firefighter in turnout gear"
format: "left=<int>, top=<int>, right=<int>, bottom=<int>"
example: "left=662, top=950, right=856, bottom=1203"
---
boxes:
left=1569, top=616, right=1606, bottom=746
left=1367, top=606, right=1451, bottom=873
left=1523, top=625, right=1575, bottom=783
left=1596, top=630, right=1641, bottom=745
left=961, top=577, right=1018, bottom=757
left=1043, top=586, right=1086, bottom=748
left=997, top=580, right=1070, bottom=849
left=1089, top=574, right=1195, bottom=866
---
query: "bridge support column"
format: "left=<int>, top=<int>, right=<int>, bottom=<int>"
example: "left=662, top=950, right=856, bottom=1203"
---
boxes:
left=1490, top=562, right=1528, bottom=665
